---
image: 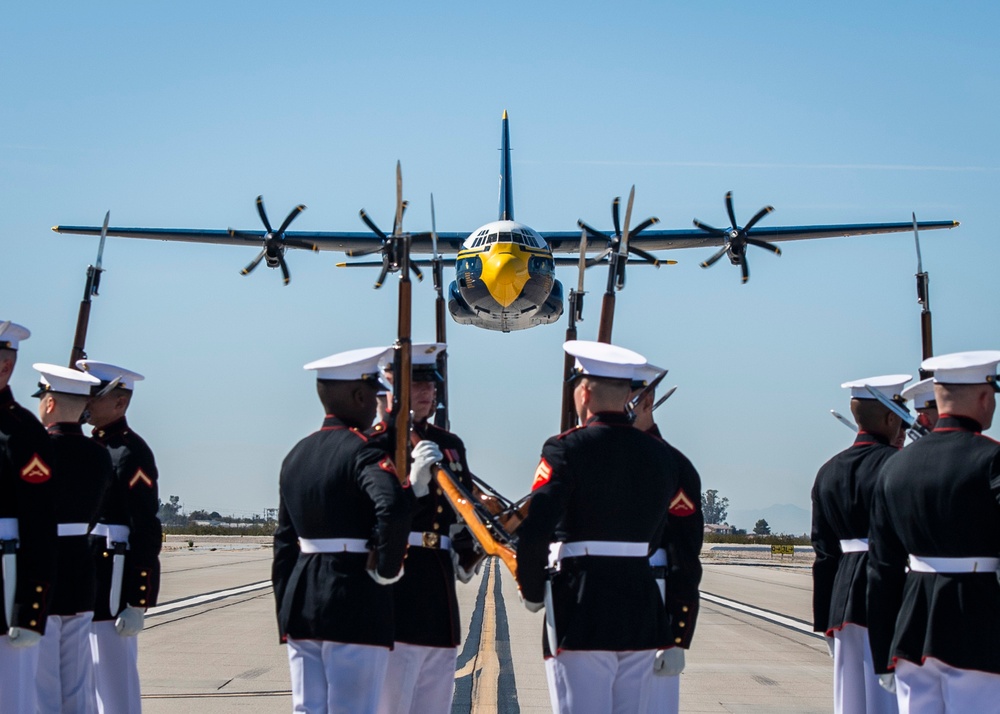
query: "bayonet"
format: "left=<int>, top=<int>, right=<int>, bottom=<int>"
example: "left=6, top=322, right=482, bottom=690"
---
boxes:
left=830, top=409, right=858, bottom=432
left=651, top=385, right=678, bottom=413
left=864, top=385, right=929, bottom=441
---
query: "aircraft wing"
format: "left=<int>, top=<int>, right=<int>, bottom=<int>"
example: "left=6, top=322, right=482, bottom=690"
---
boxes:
left=538, top=220, right=959, bottom=254
left=50, top=225, right=472, bottom=256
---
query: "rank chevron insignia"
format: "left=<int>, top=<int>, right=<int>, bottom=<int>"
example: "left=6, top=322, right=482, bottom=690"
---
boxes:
left=129, top=469, right=153, bottom=489
left=668, top=488, right=696, bottom=517
left=20, top=455, right=52, bottom=483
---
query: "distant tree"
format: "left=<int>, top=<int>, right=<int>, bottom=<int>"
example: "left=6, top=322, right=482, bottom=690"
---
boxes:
left=753, top=518, right=771, bottom=536
left=157, top=495, right=185, bottom=525
left=210, top=511, right=222, bottom=520
left=188, top=509, right=211, bottom=521
left=702, top=490, right=729, bottom=525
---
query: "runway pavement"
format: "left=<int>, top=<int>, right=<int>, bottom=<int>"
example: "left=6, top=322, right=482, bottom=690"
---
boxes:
left=137, top=537, right=830, bottom=712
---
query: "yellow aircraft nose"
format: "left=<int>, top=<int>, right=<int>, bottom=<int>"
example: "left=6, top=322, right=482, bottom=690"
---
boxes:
left=482, top=249, right=529, bottom=308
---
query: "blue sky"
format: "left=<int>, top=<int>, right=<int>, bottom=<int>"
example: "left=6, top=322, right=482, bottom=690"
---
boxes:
left=3, top=2, right=998, bottom=525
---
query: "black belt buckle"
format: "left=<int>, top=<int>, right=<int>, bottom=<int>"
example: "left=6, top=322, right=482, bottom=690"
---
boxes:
left=421, top=532, right=441, bottom=549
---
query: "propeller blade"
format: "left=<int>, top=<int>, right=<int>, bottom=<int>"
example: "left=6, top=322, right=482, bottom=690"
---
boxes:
left=277, top=204, right=307, bottom=235
left=576, top=219, right=609, bottom=242
left=359, top=210, right=387, bottom=241
left=629, top=216, right=659, bottom=239
left=724, top=191, right=738, bottom=229
left=374, top=259, right=391, bottom=289
left=692, top=219, right=727, bottom=236
left=742, top=205, right=774, bottom=232
left=746, top=238, right=782, bottom=256
left=611, top=196, right=621, bottom=238
left=700, top=244, right=730, bottom=268
left=255, top=196, right=274, bottom=234
left=277, top=252, right=291, bottom=286
left=241, top=249, right=267, bottom=276
left=740, top=256, right=749, bottom=283
left=628, top=244, right=661, bottom=267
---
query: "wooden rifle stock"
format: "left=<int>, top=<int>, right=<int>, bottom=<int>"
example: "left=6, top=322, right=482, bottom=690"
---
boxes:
left=393, top=233, right=413, bottom=487
left=433, top=464, right=517, bottom=577
left=597, top=292, right=615, bottom=344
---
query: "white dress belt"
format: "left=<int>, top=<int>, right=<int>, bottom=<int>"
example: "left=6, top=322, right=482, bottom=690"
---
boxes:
left=840, top=538, right=869, bottom=553
left=0, top=518, right=18, bottom=541
left=908, top=555, right=1000, bottom=573
left=407, top=532, right=452, bottom=550
left=91, top=523, right=131, bottom=544
left=548, top=540, right=649, bottom=570
left=299, top=537, right=369, bottom=554
left=57, top=523, right=90, bottom=537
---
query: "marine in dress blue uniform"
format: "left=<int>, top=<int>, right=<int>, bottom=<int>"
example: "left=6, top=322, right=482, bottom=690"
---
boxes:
left=813, top=373, right=909, bottom=714
left=0, top=323, right=57, bottom=714
left=77, top=360, right=161, bottom=714
left=629, top=363, right=704, bottom=714
left=868, top=351, right=1000, bottom=713
left=371, top=343, right=482, bottom=714
left=272, top=347, right=412, bottom=714
left=516, top=341, right=698, bottom=714
left=33, top=364, right=114, bottom=714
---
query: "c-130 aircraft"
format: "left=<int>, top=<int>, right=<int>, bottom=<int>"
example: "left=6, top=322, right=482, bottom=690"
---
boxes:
left=53, top=111, right=958, bottom=333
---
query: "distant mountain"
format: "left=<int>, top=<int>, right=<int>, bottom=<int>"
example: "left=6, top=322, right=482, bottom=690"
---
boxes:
left=726, top=503, right=811, bottom=536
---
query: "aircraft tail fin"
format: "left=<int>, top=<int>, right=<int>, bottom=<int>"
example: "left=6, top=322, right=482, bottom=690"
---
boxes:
left=498, top=110, right=514, bottom=221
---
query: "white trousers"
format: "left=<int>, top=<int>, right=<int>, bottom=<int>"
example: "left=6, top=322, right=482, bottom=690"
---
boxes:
left=90, top=620, right=141, bottom=713
left=376, top=642, right=457, bottom=714
left=646, top=669, right=680, bottom=713
left=548, top=649, right=654, bottom=714
left=833, top=623, right=897, bottom=714
left=38, top=613, right=97, bottom=714
left=0, top=633, right=40, bottom=714
left=287, top=638, right=389, bottom=714
left=896, top=657, right=1000, bottom=714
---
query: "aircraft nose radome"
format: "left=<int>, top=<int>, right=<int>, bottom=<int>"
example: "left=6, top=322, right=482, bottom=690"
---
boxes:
left=483, top=252, right=529, bottom=307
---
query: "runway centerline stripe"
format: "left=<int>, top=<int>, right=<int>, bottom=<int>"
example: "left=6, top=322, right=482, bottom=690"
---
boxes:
left=146, top=580, right=271, bottom=617
left=701, top=591, right=821, bottom=638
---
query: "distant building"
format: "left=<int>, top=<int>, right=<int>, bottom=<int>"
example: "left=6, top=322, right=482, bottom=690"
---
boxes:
left=704, top=523, right=734, bottom=536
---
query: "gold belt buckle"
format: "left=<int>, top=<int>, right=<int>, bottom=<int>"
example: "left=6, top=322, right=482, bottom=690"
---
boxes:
left=421, top=532, right=440, bottom=549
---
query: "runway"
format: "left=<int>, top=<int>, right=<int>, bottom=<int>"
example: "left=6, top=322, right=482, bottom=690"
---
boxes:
left=138, top=538, right=830, bottom=713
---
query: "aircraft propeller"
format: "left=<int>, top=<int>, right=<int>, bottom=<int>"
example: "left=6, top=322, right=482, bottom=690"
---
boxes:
left=358, top=161, right=424, bottom=288
left=694, top=191, right=779, bottom=283
left=231, top=196, right=306, bottom=285
left=577, top=189, right=662, bottom=290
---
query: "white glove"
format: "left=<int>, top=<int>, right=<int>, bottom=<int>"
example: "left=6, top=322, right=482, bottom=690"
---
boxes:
left=451, top=548, right=480, bottom=584
left=825, top=635, right=835, bottom=658
left=878, top=673, right=896, bottom=693
left=409, top=441, right=442, bottom=498
left=7, top=626, right=41, bottom=649
left=115, top=606, right=145, bottom=637
left=520, top=594, right=544, bottom=613
left=654, top=647, right=685, bottom=676
left=367, top=565, right=404, bottom=586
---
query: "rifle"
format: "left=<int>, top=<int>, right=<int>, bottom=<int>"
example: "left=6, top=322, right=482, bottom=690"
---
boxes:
left=626, top=368, right=668, bottom=419
left=560, top=230, right=588, bottom=431
left=596, top=187, right=634, bottom=344
left=390, top=163, right=412, bottom=486
left=912, top=213, right=934, bottom=378
left=433, top=463, right=518, bottom=577
left=69, top=211, right=109, bottom=367
left=429, top=195, right=450, bottom=430
left=863, top=385, right=929, bottom=442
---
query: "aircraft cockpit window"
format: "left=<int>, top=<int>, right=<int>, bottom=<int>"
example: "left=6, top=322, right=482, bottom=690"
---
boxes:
left=488, top=233, right=498, bottom=244
left=498, top=232, right=513, bottom=243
